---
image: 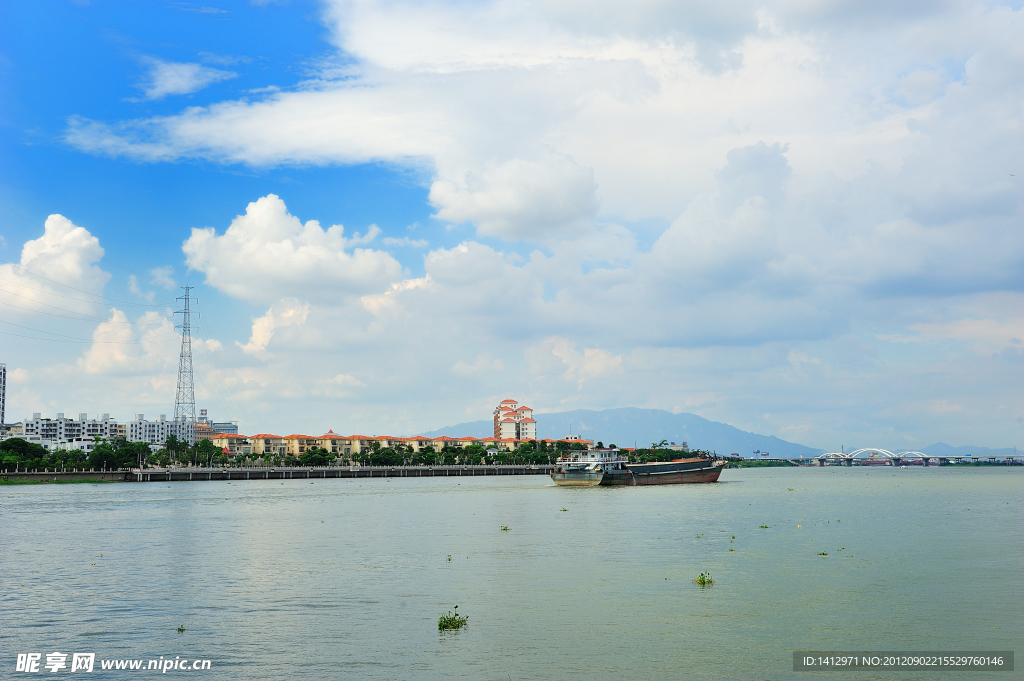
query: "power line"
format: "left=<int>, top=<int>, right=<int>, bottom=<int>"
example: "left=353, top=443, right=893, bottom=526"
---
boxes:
left=0, top=196, right=179, bottom=305
left=0, top=291, right=171, bottom=325
left=0, top=198, right=42, bottom=228
left=0, top=265, right=174, bottom=308
left=0, top=328, right=179, bottom=345
left=0, top=270, right=174, bottom=309
left=191, top=300, right=258, bottom=432
left=0, top=316, right=178, bottom=342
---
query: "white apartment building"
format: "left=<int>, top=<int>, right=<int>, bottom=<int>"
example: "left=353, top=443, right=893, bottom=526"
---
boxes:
left=19, top=412, right=124, bottom=441
left=128, top=414, right=193, bottom=446
left=492, top=399, right=537, bottom=441
left=12, top=412, right=126, bottom=451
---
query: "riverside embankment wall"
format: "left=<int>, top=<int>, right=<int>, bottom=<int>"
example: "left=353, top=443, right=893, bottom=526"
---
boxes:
left=3, top=465, right=555, bottom=483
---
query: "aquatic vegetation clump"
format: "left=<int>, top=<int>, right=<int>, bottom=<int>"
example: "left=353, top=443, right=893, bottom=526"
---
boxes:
left=694, top=572, right=714, bottom=586
left=438, top=606, right=468, bottom=631
left=500, top=525, right=510, bottom=531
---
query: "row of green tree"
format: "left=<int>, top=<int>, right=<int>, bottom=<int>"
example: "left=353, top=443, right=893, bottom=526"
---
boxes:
left=1, top=434, right=713, bottom=472
left=1, top=437, right=151, bottom=471
left=231, top=439, right=592, bottom=468
left=0, top=435, right=234, bottom=472
left=628, top=440, right=715, bottom=463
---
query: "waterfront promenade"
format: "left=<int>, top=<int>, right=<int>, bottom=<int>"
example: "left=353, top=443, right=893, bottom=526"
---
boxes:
left=2, top=464, right=555, bottom=483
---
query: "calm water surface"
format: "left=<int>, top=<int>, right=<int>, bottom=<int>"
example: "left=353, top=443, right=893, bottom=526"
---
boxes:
left=2, top=467, right=1022, bottom=680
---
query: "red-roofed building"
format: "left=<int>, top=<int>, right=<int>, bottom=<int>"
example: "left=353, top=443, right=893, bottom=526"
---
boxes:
left=493, top=399, right=537, bottom=440
left=211, top=433, right=251, bottom=457
left=283, top=434, right=319, bottom=456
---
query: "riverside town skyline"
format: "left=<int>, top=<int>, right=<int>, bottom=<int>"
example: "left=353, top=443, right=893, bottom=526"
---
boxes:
left=0, top=399, right=595, bottom=458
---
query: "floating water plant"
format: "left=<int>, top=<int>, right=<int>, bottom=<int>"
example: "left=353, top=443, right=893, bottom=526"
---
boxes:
left=438, top=606, right=468, bottom=631
left=177, top=625, right=185, bottom=634
left=500, top=525, right=510, bottom=531
left=788, top=488, right=794, bottom=491
left=560, top=508, right=568, bottom=512
left=817, top=551, right=828, bottom=556
left=446, top=555, right=452, bottom=562
left=729, top=548, right=735, bottom=552
left=693, top=572, right=714, bottom=586
left=759, top=524, right=769, bottom=529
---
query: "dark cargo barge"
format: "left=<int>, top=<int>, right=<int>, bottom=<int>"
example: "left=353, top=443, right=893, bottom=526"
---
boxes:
left=601, top=458, right=724, bottom=485
left=551, top=450, right=724, bottom=486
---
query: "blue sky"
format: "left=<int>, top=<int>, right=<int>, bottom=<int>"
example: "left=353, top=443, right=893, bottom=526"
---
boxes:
left=1, top=0, right=1022, bottom=450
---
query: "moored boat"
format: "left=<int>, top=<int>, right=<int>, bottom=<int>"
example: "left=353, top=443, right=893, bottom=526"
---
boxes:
left=550, top=450, right=614, bottom=486
left=550, top=448, right=724, bottom=486
left=601, top=457, right=724, bottom=485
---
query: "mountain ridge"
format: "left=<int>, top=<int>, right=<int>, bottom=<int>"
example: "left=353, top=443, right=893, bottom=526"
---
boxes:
left=427, top=407, right=824, bottom=458
left=424, top=409, right=1015, bottom=458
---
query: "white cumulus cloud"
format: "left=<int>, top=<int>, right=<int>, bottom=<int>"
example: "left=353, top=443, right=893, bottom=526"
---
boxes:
left=0, top=214, right=110, bottom=316
left=238, top=298, right=311, bottom=357
left=182, top=194, right=402, bottom=304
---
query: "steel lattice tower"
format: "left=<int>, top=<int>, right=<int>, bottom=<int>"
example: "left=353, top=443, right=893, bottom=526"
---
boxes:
left=174, top=286, right=197, bottom=444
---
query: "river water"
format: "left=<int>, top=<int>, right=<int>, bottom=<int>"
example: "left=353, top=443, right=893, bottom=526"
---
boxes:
left=2, top=467, right=1021, bottom=679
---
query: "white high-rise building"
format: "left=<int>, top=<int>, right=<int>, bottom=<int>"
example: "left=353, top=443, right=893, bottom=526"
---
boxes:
left=493, top=399, right=537, bottom=441
left=128, top=414, right=193, bottom=446
left=14, top=412, right=125, bottom=451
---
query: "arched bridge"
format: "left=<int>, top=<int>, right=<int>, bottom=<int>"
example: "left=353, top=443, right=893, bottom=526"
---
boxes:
left=818, top=449, right=945, bottom=466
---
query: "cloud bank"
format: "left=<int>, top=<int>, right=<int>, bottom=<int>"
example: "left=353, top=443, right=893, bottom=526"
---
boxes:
left=25, top=0, right=1024, bottom=446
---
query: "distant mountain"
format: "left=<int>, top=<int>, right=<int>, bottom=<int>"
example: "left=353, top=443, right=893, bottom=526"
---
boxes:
left=922, top=443, right=1020, bottom=458
left=428, top=407, right=824, bottom=458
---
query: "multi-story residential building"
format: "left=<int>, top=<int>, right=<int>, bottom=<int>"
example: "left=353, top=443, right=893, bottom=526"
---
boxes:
left=210, top=433, right=251, bottom=457
left=212, top=421, right=238, bottom=435
left=128, top=414, right=193, bottom=446
left=315, top=431, right=350, bottom=456
left=283, top=434, right=319, bottom=456
left=193, top=410, right=237, bottom=439
left=493, top=399, right=537, bottom=441
left=0, top=362, right=6, bottom=425
left=20, top=412, right=122, bottom=441
left=15, top=412, right=124, bottom=447
left=194, top=410, right=215, bottom=440
left=249, top=434, right=287, bottom=458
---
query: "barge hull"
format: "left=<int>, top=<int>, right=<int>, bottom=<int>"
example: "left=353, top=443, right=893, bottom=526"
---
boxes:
left=550, top=471, right=604, bottom=486
left=601, top=460, right=723, bottom=486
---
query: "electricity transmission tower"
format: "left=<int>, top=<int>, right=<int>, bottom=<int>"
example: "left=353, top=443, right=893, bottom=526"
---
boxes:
left=174, top=286, right=198, bottom=444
